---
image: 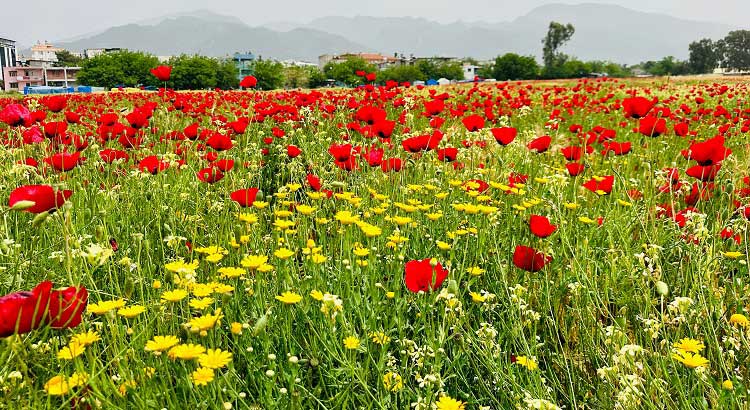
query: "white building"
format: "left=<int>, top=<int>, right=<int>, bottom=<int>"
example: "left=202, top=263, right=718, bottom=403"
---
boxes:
left=0, top=38, right=17, bottom=84
left=463, top=63, right=480, bottom=81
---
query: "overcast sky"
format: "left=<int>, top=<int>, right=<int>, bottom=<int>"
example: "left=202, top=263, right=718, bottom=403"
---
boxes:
left=3, top=0, right=748, bottom=47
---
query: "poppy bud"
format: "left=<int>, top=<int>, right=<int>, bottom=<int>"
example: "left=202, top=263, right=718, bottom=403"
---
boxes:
left=124, top=277, right=135, bottom=298
left=446, top=279, right=459, bottom=295
left=255, top=190, right=264, bottom=201
left=252, top=313, right=268, bottom=337
left=95, top=225, right=105, bottom=241
left=164, top=269, right=174, bottom=285
left=655, top=281, right=669, bottom=296
left=10, top=200, right=36, bottom=211
left=32, top=211, right=50, bottom=227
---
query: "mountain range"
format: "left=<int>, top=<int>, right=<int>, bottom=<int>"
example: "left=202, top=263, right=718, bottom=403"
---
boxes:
left=52, top=4, right=736, bottom=64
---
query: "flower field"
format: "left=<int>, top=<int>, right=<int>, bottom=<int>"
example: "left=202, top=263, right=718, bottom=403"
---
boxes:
left=0, top=77, right=749, bottom=409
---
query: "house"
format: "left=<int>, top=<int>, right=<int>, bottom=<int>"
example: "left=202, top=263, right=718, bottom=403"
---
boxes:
left=3, top=65, right=80, bottom=92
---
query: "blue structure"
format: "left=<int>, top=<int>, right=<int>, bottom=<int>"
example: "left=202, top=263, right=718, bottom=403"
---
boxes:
left=426, top=79, right=438, bottom=86
left=23, top=85, right=104, bottom=95
left=233, top=52, right=255, bottom=81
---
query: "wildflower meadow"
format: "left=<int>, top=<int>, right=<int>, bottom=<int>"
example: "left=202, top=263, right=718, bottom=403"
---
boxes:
left=0, top=74, right=749, bottom=409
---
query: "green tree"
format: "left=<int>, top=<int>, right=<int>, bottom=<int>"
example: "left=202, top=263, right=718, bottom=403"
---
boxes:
left=283, top=66, right=310, bottom=89
left=379, top=65, right=425, bottom=83
left=54, top=50, right=83, bottom=67
left=719, top=30, right=750, bottom=72
left=323, top=57, right=376, bottom=87
left=586, top=61, right=632, bottom=77
left=77, top=50, right=159, bottom=88
left=688, top=39, right=720, bottom=74
left=216, top=59, right=239, bottom=90
left=169, top=55, right=221, bottom=90
left=307, top=66, right=327, bottom=88
left=541, top=21, right=575, bottom=78
left=253, top=59, right=285, bottom=90
left=641, top=57, right=690, bottom=76
left=491, top=53, right=539, bottom=80
left=435, top=61, right=464, bottom=80
left=559, top=59, right=591, bottom=78
left=414, top=59, right=464, bottom=80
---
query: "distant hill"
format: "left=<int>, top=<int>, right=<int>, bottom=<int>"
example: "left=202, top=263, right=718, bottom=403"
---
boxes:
left=57, top=16, right=369, bottom=61
left=297, top=4, right=733, bottom=63
left=55, top=3, right=735, bottom=64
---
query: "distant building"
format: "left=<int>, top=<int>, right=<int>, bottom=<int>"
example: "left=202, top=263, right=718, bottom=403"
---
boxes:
left=83, top=48, right=122, bottom=59
left=281, top=60, right=317, bottom=68
left=26, top=42, right=63, bottom=67
left=3, top=65, right=80, bottom=92
left=462, top=63, right=480, bottom=81
left=0, top=38, right=17, bottom=85
left=318, top=53, right=402, bottom=70
left=233, top=52, right=256, bottom=80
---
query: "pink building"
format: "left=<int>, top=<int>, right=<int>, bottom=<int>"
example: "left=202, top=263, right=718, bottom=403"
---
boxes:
left=2, top=66, right=80, bottom=91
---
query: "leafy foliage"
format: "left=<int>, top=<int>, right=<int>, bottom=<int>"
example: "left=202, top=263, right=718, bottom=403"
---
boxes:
left=77, top=50, right=160, bottom=89
left=323, top=57, right=377, bottom=87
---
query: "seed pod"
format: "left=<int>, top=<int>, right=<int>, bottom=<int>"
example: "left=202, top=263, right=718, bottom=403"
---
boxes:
left=252, top=313, right=269, bottom=337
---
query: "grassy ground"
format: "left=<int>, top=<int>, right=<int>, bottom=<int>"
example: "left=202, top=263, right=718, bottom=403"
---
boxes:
left=0, top=77, right=749, bottom=409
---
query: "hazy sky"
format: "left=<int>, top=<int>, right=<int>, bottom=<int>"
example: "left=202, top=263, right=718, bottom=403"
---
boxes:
left=3, top=0, right=748, bottom=46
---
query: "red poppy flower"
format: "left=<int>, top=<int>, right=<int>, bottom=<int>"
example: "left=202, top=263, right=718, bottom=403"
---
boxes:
left=206, top=134, right=233, bottom=151
left=240, top=75, right=258, bottom=88
left=365, top=72, right=377, bottom=82
left=150, top=65, right=172, bottom=82
left=529, top=215, right=557, bottom=238
left=41, top=96, right=67, bottom=113
left=683, top=135, right=731, bottom=166
left=601, top=141, right=632, bottom=156
left=527, top=136, right=552, bottom=153
left=328, top=143, right=352, bottom=161
left=583, top=175, right=615, bottom=195
left=47, top=285, right=88, bottom=329
left=638, top=116, right=667, bottom=137
left=512, top=245, right=552, bottom=272
left=674, top=122, right=689, bottom=136
left=307, top=174, right=322, bottom=191
left=125, top=110, right=149, bottom=129
left=686, top=164, right=721, bottom=182
left=196, top=167, right=224, bottom=183
left=64, top=111, right=80, bottom=124
left=8, top=185, right=72, bottom=214
left=381, top=158, right=403, bottom=172
left=138, top=155, right=170, bottom=174
left=231, top=188, right=260, bottom=207
left=404, top=258, right=449, bottom=293
left=363, top=146, right=384, bottom=166
left=437, top=148, right=458, bottom=162
left=0, top=104, right=31, bottom=126
left=43, top=121, right=68, bottom=138
left=213, top=159, right=234, bottom=172
left=287, top=145, right=302, bottom=158
left=462, top=114, right=485, bottom=132
left=491, top=127, right=517, bottom=145
left=44, top=151, right=81, bottom=171
left=99, top=149, right=129, bottom=163
left=622, top=96, right=657, bottom=119
left=0, top=281, right=86, bottom=337
left=423, top=99, right=445, bottom=116
left=0, top=281, right=53, bottom=337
